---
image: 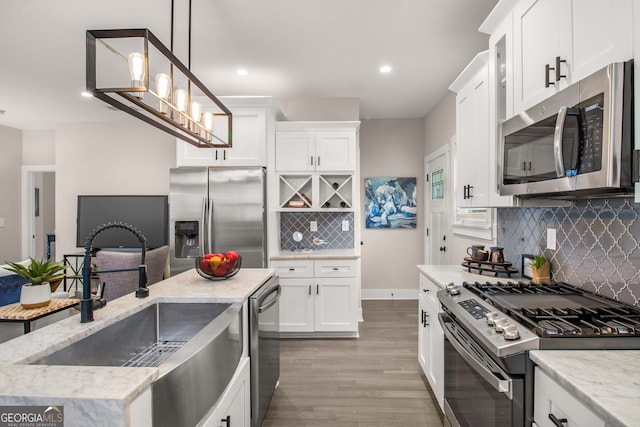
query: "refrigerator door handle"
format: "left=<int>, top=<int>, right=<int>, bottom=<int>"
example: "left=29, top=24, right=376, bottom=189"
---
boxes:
left=201, top=198, right=208, bottom=254
left=208, top=197, right=215, bottom=254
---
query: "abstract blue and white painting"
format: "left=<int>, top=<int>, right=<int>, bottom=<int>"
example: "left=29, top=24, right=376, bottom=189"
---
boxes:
left=364, top=177, right=417, bottom=229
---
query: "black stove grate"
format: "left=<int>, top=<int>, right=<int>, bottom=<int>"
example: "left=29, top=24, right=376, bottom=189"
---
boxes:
left=463, top=280, right=640, bottom=338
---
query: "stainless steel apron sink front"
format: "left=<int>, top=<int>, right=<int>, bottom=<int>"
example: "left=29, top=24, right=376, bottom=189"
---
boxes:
left=31, top=302, right=243, bottom=427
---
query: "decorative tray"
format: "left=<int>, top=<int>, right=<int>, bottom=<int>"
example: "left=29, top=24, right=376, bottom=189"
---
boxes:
left=461, top=257, right=518, bottom=277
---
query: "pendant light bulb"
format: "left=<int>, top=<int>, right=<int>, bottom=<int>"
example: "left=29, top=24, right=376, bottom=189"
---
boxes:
left=202, top=112, right=214, bottom=140
left=174, top=89, right=188, bottom=125
left=155, top=73, right=171, bottom=114
left=128, top=52, right=146, bottom=94
left=190, top=102, right=202, bottom=133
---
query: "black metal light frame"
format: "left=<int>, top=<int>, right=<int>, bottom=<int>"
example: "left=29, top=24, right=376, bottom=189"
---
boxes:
left=86, top=28, right=232, bottom=148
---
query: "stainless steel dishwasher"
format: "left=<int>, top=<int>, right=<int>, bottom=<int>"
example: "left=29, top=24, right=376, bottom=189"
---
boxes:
left=249, top=275, right=280, bottom=427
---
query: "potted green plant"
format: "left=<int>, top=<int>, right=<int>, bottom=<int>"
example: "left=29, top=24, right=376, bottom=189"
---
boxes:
left=4, top=258, right=66, bottom=309
left=531, top=255, right=551, bottom=284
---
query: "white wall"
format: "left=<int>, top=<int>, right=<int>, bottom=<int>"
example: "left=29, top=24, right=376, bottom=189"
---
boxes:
left=359, top=119, right=424, bottom=298
left=423, top=91, right=495, bottom=265
left=274, top=97, right=359, bottom=121
left=0, top=125, right=23, bottom=262
left=22, top=130, right=55, bottom=165
left=55, top=121, right=176, bottom=257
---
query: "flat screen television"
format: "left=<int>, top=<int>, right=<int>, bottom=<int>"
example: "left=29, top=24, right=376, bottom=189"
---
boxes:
left=76, top=195, right=169, bottom=250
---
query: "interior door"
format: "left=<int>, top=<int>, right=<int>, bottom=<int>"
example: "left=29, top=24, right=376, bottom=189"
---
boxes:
left=424, top=148, right=449, bottom=265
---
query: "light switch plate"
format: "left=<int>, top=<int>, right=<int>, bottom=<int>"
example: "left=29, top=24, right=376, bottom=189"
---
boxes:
left=0, top=218, right=4, bottom=227
left=342, top=220, right=349, bottom=231
left=310, top=221, right=318, bottom=232
left=547, top=228, right=557, bottom=250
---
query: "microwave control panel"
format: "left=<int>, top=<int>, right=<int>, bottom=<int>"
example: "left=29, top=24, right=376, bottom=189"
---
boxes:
left=578, top=93, right=604, bottom=174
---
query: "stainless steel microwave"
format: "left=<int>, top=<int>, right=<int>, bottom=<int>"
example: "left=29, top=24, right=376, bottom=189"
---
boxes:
left=499, top=61, right=634, bottom=198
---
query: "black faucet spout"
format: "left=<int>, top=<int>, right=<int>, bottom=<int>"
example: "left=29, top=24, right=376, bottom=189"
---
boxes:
left=80, top=222, right=147, bottom=323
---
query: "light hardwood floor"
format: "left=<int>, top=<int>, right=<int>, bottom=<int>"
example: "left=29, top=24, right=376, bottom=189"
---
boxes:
left=262, top=299, right=444, bottom=427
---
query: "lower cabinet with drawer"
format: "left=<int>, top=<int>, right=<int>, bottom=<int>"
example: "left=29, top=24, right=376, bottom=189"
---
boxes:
left=533, top=368, right=605, bottom=427
left=271, top=258, right=358, bottom=336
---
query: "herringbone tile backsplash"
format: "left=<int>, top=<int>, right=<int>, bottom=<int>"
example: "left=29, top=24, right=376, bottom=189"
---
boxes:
left=280, top=212, right=354, bottom=250
left=498, top=198, right=640, bottom=307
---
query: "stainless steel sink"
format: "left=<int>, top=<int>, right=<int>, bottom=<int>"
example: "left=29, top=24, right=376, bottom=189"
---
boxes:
left=32, top=301, right=244, bottom=427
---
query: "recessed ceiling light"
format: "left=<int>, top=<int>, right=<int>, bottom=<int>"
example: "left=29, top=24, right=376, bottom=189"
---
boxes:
left=379, top=65, right=392, bottom=73
left=236, top=69, right=248, bottom=76
left=81, top=91, right=93, bottom=98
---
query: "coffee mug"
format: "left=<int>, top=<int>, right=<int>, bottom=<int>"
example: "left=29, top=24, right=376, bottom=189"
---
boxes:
left=473, top=249, right=489, bottom=261
left=489, top=247, right=504, bottom=264
left=467, top=245, right=485, bottom=259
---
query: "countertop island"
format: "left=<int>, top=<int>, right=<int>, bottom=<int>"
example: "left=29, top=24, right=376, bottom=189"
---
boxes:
left=0, top=268, right=275, bottom=427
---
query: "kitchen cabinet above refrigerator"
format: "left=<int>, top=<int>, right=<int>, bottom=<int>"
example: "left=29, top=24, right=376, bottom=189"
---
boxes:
left=176, top=97, right=282, bottom=167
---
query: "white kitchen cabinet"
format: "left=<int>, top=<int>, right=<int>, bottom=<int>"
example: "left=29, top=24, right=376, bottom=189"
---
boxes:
left=533, top=367, right=605, bottom=427
left=177, top=98, right=281, bottom=167
left=199, top=357, right=251, bottom=427
left=275, top=122, right=358, bottom=172
left=450, top=51, right=490, bottom=208
left=512, top=0, right=633, bottom=114
left=482, top=3, right=517, bottom=207
left=417, top=273, right=444, bottom=411
left=271, top=259, right=358, bottom=335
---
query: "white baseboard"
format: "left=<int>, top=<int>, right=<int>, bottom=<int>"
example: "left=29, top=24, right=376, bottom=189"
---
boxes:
left=361, top=289, right=417, bottom=300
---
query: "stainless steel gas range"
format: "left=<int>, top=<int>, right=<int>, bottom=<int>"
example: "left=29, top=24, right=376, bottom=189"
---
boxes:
left=437, top=280, right=640, bottom=427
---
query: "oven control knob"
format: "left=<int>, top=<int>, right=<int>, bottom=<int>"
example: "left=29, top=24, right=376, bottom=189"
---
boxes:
left=446, top=283, right=461, bottom=295
left=493, top=318, right=509, bottom=333
left=503, top=325, right=520, bottom=340
left=485, top=312, right=500, bottom=326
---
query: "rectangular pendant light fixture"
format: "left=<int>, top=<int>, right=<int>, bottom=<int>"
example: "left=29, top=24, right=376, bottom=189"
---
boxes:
left=86, top=28, right=232, bottom=148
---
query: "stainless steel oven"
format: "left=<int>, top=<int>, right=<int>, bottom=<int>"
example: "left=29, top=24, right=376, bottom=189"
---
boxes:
left=438, top=280, right=640, bottom=427
left=440, top=312, right=525, bottom=427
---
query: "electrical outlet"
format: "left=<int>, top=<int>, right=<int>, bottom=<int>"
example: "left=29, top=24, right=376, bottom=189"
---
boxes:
left=547, top=228, right=557, bottom=250
left=342, top=220, right=349, bottom=231
left=0, top=218, right=4, bottom=227
left=310, top=221, right=318, bottom=232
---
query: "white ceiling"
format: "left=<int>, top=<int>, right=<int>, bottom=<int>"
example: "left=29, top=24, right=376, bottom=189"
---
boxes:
left=0, top=0, right=498, bottom=130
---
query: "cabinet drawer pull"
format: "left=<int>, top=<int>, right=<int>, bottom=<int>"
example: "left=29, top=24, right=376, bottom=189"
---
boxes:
left=332, top=267, right=339, bottom=271
left=289, top=268, right=295, bottom=271
left=310, top=155, right=314, bottom=166
left=221, top=415, right=231, bottom=426
left=316, top=284, right=319, bottom=295
left=548, top=413, right=567, bottom=427
left=309, top=285, right=312, bottom=295
left=317, top=156, right=320, bottom=166
left=223, top=150, right=227, bottom=161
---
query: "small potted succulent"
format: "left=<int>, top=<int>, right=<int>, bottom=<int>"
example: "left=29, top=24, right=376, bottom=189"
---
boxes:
left=531, top=255, right=551, bottom=284
left=4, top=258, right=66, bottom=308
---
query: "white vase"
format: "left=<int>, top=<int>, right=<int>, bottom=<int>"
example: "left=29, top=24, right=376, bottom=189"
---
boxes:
left=20, top=283, right=52, bottom=309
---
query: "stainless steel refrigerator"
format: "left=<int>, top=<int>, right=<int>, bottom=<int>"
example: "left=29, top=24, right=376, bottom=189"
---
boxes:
left=169, top=167, right=267, bottom=276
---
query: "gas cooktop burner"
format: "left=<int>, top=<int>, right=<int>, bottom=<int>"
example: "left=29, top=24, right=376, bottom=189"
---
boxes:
left=462, top=280, right=640, bottom=338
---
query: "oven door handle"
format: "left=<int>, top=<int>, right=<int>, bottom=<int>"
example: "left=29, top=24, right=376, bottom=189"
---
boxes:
left=440, top=315, right=513, bottom=400
left=258, top=285, right=281, bottom=313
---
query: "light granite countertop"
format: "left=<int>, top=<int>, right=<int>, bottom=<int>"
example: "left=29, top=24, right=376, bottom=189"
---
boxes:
left=417, top=264, right=517, bottom=288
left=271, top=249, right=359, bottom=260
left=0, top=268, right=274, bottom=427
left=530, top=350, right=640, bottom=427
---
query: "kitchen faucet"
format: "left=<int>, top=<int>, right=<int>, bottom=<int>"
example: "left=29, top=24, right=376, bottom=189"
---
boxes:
left=80, top=222, right=148, bottom=323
